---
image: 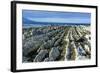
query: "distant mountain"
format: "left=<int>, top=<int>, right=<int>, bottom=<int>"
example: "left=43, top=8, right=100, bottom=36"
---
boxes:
left=23, top=17, right=90, bottom=27
left=23, top=17, right=35, bottom=24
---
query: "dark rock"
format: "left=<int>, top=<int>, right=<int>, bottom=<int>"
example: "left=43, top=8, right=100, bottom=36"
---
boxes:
left=22, top=57, right=29, bottom=63
left=49, top=47, right=60, bottom=60
left=44, top=57, right=54, bottom=62
left=44, top=58, right=49, bottom=62
left=34, top=50, right=48, bottom=62
left=37, top=45, right=45, bottom=53
left=23, top=41, right=41, bottom=56
left=54, top=38, right=62, bottom=47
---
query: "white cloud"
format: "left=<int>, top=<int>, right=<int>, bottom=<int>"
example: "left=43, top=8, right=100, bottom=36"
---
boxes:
left=27, top=17, right=90, bottom=24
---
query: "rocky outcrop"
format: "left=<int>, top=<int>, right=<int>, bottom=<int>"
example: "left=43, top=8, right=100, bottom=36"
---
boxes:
left=34, top=50, right=48, bottom=62
left=22, top=26, right=91, bottom=62
left=49, top=47, right=60, bottom=60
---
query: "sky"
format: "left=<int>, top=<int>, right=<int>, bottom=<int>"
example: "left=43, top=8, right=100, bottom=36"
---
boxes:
left=22, top=10, right=91, bottom=25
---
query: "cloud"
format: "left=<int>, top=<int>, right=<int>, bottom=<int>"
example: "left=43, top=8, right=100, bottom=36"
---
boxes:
left=27, top=17, right=90, bottom=24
